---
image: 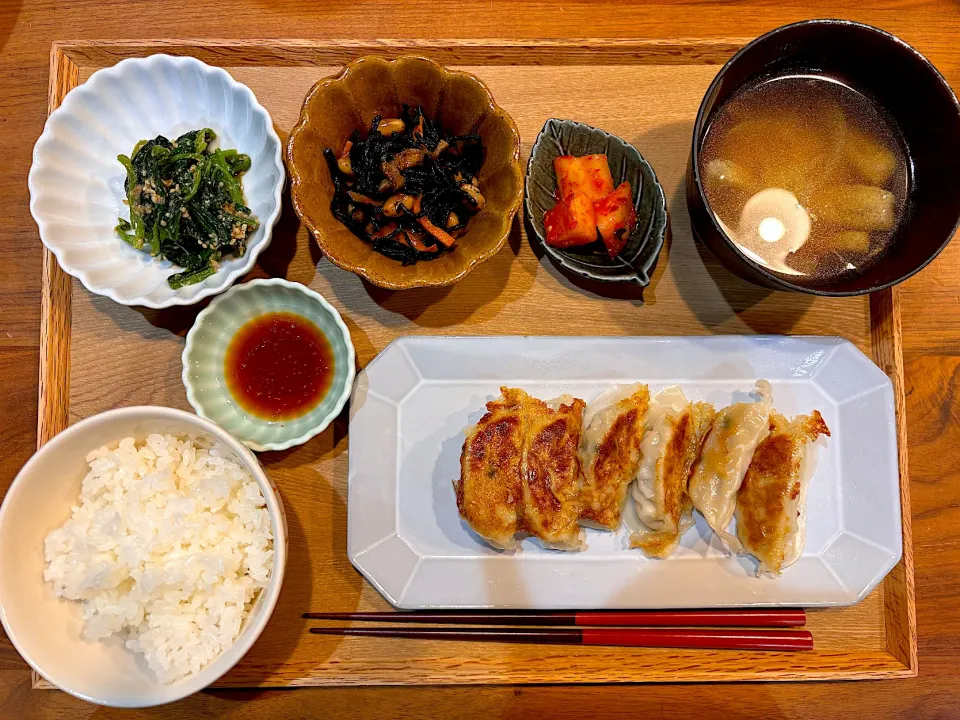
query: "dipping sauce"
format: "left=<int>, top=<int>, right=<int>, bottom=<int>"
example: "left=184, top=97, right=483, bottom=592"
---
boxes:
left=225, top=312, right=334, bottom=420
left=699, top=74, right=909, bottom=285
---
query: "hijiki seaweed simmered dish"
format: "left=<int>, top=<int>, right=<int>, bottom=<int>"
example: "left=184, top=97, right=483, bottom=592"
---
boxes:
left=116, top=128, right=259, bottom=289
left=324, top=105, right=485, bottom=265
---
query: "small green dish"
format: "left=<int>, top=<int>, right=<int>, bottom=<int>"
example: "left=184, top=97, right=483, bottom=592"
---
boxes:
left=525, top=118, right=668, bottom=286
left=182, top=278, right=355, bottom=452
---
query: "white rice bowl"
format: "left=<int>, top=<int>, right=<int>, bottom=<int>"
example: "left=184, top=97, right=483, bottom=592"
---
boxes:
left=43, top=434, right=274, bottom=685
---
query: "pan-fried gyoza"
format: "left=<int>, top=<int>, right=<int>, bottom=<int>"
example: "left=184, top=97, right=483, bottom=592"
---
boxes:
left=455, top=381, right=828, bottom=574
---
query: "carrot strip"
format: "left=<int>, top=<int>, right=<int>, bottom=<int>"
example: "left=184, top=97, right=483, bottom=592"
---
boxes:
left=348, top=190, right=381, bottom=207
left=370, top=222, right=398, bottom=241
left=418, top=216, right=457, bottom=247
left=407, top=233, right=439, bottom=253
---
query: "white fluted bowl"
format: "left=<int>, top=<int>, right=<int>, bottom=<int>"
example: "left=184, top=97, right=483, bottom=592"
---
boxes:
left=28, top=55, right=284, bottom=308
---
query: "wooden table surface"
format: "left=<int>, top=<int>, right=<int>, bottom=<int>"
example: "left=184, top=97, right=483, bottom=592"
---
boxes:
left=2, top=1, right=960, bottom=717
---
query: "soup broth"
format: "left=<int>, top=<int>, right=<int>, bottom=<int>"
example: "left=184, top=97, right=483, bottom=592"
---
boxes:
left=699, top=74, right=909, bottom=285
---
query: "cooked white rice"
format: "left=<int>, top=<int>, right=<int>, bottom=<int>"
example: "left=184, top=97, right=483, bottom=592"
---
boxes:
left=43, top=434, right=274, bottom=684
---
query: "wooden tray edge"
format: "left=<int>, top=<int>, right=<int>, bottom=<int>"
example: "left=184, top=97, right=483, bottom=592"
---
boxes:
left=40, top=45, right=75, bottom=446
left=31, top=39, right=916, bottom=689
left=33, top=651, right=913, bottom=689
left=32, top=42, right=77, bottom=693
left=871, top=288, right=919, bottom=676
left=55, top=37, right=749, bottom=68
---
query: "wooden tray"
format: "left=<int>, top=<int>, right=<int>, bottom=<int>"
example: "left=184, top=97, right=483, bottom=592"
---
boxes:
left=36, top=39, right=916, bottom=686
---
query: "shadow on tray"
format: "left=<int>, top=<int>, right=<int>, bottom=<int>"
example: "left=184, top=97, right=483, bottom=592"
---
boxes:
left=631, top=119, right=815, bottom=334
left=524, top=209, right=655, bottom=304
left=224, top=411, right=362, bottom=684
left=125, top=186, right=302, bottom=336
left=665, top=174, right=815, bottom=334
left=326, top=214, right=532, bottom=329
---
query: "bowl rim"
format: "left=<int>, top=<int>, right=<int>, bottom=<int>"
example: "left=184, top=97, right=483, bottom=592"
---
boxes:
left=523, top=117, right=668, bottom=286
left=285, top=54, right=524, bottom=290
left=28, top=53, right=286, bottom=309
left=182, top=277, right=357, bottom=452
left=0, top=405, right=288, bottom=707
left=689, top=18, right=960, bottom=296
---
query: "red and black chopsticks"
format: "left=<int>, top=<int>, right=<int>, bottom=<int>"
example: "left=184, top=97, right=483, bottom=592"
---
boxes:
left=309, top=626, right=813, bottom=651
left=303, top=608, right=805, bottom=627
left=304, top=609, right=812, bottom=651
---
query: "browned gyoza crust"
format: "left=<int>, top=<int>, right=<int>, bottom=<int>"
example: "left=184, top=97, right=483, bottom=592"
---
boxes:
left=455, top=391, right=527, bottom=548
left=521, top=393, right=585, bottom=545
left=580, top=387, right=650, bottom=530
left=455, top=388, right=585, bottom=549
left=735, top=411, right=831, bottom=573
left=631, top=401, right=715, bottom=558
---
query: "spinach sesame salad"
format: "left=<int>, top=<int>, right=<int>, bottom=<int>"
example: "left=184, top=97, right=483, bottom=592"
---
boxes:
left=115, top=128, right=259, bottom=289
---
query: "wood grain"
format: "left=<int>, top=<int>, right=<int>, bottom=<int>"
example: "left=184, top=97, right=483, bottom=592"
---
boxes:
left=24, top=40, right=908, bottom=688
left=37, top=46, right=75, bottom=449
left=871, top=289, right=918, bottom=672
left=29, top=47, right=77, bottom=692
left=2, top=0, right=960, bottom=717
left=58, top=37, right=749, bottom=67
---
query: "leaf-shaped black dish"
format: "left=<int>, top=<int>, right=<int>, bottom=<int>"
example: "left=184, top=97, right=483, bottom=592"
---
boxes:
left=524, top=118, right=667, bottom=286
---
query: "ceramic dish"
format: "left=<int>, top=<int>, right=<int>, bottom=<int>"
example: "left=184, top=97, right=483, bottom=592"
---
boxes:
left=28, top=54, right=284, bottom=308
left=286, top=55, right=523, bottom=290
left=349, top=335, right=900, bottom=609
left=525, top=119, right=668, bottom=286
left=687, top=20, right=960, bottom=295
left=0, top=406, right=287, bottom=707
left=183, top=278, right=355, bottom=451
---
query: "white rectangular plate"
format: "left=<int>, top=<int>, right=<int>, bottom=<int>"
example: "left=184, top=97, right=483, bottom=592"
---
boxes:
left=348, top=336, right=901, bottom=609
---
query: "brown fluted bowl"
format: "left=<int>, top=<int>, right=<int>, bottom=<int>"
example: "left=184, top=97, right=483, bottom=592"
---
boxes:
left=286, top=56, right=523, bottom=290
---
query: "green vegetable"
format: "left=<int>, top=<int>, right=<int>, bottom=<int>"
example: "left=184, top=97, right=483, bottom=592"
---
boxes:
left=168, top=265, right=217, bottom=289
left=115, top=128, right=259, bottom=288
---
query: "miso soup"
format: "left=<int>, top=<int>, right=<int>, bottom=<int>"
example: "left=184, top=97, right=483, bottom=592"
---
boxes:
left=699, top=74, right=909, bottom=284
